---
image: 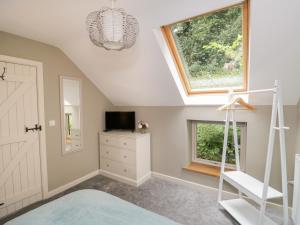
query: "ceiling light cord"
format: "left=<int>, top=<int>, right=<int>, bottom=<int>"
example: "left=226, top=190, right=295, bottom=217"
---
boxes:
left=111, top=0, right=116, bottom=9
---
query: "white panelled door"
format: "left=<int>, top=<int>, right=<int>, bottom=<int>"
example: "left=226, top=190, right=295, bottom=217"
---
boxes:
left=0, top=61, right=43, bottom=218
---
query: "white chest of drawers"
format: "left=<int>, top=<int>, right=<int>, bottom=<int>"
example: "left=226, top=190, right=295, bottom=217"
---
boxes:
left=99, top=131, right=151, bottom=186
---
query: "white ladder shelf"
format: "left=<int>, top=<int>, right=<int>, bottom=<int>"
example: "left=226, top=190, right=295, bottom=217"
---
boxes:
left=218, top=80, right=289, bottom=225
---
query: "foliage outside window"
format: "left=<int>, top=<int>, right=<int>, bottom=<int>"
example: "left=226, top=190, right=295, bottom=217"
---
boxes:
left=192, top=121, right=246, bottom=168
left=162, top=1, right=248, bottom=94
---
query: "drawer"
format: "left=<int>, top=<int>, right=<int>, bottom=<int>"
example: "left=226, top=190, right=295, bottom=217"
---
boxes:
left=100, top=135, right=136, bottom=150
left=100, top=135, right=120, bottom=148
left=100, top=145, right=136, bottom=165
left=119, top=137, right=136, bottom=150
left=119, top=164, right=136, bottom=179
left=101, top=158, right=119, bottom=174
left=100, top=158, right=136, bottom=179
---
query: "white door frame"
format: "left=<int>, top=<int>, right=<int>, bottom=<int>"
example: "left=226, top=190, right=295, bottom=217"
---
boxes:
left=0, top=55, right=48, bottom=199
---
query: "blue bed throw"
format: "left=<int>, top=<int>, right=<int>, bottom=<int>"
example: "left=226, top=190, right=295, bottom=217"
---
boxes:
left=5, top=189, right=181, bottom=225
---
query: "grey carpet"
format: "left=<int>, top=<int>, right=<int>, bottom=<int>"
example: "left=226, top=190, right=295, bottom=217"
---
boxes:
left=0, top=175, right=292, bottom=225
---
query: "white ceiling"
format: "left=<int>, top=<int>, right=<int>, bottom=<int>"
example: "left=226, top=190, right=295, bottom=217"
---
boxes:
left=0, top=0, right=299, bottom=106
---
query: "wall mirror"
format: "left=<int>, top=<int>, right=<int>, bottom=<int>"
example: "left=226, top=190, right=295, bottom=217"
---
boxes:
left=60, top=76, right=83, bottom=155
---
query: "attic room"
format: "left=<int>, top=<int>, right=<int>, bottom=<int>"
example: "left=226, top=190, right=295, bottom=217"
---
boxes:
left=0, top=0, right=299, bottom=224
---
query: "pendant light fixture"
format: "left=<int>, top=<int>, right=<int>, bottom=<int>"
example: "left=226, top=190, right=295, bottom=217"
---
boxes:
left=86, top=0, right=139, bottom=51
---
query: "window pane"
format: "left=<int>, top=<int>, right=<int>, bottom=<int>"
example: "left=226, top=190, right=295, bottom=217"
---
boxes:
left=196, top=123, right=240, bottom=164
left=171, top=5, right=244, bottom=91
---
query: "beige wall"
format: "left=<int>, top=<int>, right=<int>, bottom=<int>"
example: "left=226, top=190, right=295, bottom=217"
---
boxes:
left=115, top=106, right=298, bottom=205
left=0, top=31, right=112, bottom=191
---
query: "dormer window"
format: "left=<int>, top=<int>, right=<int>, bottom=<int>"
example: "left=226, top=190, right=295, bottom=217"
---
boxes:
left=161, top=1, right=249, bottom=95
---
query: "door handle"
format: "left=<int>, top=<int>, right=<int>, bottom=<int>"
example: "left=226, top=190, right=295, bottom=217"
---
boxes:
left=0, top=67, right=6, bottom=81
left=0, top=202, right=4, bottom=206
left=25, top=124, right=42, bottom=133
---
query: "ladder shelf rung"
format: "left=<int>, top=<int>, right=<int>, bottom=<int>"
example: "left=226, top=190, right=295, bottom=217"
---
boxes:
left=273, top=126, right=290, bottom=130
left=222, top=171, right=283, bottom=203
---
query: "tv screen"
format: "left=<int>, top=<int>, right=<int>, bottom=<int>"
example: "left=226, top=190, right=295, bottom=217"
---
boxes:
left=105, top=112, right=135, bottom=131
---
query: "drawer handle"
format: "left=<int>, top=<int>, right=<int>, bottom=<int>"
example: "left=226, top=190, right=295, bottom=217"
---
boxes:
left=0, top=202, right=4, bottom=206
left=123, top=155, right=127, bottom=159
left=123, top=142, right=127, bottom=146
left=105, top=139, right=109, bottom=142
left=106, top=164, right=110, bottom=167
left=106, top=151, right=109, bottom=154
left=123, top=169, right=127, bottom=173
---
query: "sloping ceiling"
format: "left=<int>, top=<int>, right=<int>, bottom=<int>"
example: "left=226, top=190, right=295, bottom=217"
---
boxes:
left=0, top=0, right=299, bottom=106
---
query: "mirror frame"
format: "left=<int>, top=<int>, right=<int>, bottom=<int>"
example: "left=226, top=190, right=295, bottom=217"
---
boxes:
left=60, top=76, right=83, bottom=155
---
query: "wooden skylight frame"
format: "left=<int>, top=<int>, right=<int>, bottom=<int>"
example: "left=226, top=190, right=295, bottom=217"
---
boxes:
left=161, top=0, right=250, bottom=95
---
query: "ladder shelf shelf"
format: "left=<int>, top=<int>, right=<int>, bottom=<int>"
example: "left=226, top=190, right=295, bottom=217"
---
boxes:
left=219, top=199, right=277, bottom=225
left=222, top=171, right=283, bottom=203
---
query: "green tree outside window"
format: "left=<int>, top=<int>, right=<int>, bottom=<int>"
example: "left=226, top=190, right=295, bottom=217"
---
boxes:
left=196, top=123, right=241, bottom=165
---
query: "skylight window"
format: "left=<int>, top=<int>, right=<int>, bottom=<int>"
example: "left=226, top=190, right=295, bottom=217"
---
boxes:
left=162, top=1, right=249, bottom=94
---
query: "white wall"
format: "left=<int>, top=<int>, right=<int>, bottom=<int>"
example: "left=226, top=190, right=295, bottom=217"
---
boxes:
left=0, top=0, right=299, bottom=106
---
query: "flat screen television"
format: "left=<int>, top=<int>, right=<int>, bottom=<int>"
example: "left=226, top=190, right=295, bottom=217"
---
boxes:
left=105, top=111, right=135, bottom=132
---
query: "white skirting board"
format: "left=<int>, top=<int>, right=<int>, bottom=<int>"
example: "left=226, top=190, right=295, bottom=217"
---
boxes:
left=45, top=170, right=100, bottom=199
left=151, top=172, right=234, bottom=193
left=99, top=169, right=151, bottom=187
left=151, top=172, right=291, bottom=211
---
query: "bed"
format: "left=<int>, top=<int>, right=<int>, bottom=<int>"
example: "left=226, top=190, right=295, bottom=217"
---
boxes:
left=5, top=189, right=180, bottom=225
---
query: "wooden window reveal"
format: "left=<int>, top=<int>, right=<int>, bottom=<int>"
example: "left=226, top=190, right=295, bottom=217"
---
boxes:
left=161, top=1, right=249, bottom=95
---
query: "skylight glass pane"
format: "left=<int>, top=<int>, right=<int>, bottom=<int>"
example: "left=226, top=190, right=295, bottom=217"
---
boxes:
left=170, top=5, right=244, bottom=91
